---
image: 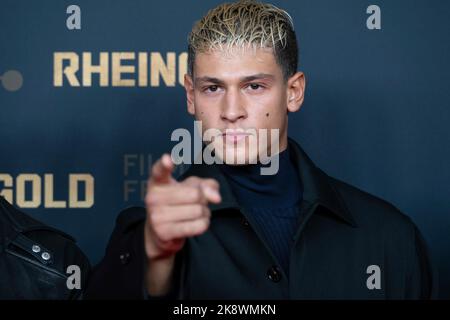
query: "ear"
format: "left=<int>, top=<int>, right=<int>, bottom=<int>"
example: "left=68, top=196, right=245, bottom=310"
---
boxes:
left=184, top=74, right=195, bottom=115
left=286, top=72, right=306, bottom=113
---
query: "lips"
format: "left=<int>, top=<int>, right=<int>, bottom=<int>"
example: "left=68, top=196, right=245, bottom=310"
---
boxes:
left=221, top=129, right=252, bottom=143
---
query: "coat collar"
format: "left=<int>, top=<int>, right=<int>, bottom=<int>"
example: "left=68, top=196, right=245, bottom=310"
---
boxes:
left=177, top=138, right=357, bottom=228
left=288, top=138, right=357, bottom=227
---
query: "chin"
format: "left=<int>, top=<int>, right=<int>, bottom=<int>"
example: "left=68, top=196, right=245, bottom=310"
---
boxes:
left=213, top=143, right=259, bottom=165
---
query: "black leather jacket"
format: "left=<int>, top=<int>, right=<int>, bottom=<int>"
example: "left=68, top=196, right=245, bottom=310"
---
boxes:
left=0, top=196, right=90, bottom=299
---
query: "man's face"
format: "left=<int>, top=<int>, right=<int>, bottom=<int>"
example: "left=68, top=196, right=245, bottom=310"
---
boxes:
left=184, top=47, right=305, bottom=165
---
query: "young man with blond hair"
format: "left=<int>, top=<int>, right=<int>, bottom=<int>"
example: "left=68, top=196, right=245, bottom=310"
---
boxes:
left=86, top=0, right=436, bottom=299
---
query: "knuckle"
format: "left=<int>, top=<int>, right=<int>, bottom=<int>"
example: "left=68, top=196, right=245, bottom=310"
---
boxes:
left=204, top=178, right=219, bottom=189
left=203, top=218, right=210, bottom=229
left=184, top=176, right=199, bottom=185
left=193, top=204, right=204, bottom=217
left=197, top=219, right=209, bottom=233
left=181, top=223, right=193, bottom=236
left=190, top=187, right=202, bottom=202
left=203, top=207, right=211, bottom=218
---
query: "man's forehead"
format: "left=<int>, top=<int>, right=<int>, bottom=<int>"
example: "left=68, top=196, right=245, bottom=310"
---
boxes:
left=195, top=46, right=276, bottom=62
left=193, top=46, right=281, bottom=80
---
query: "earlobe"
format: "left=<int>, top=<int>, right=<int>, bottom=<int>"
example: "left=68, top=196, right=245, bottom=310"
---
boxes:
left=187, top=101, right=195, bottom=115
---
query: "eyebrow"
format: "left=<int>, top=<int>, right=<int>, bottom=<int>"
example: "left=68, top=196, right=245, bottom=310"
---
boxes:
left=194, top=73, right=275, bottom=85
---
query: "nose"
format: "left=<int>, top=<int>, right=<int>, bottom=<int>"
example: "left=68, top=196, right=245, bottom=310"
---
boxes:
left=220, top=88, right=247, bottom=123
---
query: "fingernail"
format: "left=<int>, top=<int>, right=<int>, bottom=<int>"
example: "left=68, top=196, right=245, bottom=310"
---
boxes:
left=205, top=187, right=220, bottom=199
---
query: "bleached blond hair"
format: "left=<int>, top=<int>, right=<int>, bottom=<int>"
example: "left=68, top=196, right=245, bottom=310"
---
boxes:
left=187, top=0, right=299, bottom=79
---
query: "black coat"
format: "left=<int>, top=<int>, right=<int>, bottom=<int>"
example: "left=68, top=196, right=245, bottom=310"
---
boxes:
left=0, top=196, right=90, bottom=299
left=86, top=138, right=437, bottom=299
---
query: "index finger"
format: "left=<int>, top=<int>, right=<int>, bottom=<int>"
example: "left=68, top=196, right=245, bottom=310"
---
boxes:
left=149, top=153, right=175, bottom=185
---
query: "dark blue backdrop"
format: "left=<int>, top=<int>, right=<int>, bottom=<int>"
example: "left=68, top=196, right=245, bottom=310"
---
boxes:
left=1, top=0, right=449, bottom=298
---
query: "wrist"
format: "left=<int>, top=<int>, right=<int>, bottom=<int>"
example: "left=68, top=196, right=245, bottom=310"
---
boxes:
left=144, top=225, right=176, bottom=261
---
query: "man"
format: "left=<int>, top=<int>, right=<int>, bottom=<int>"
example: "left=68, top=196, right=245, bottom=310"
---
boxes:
left=86, top=0, right=436, bottom=299
left=0, top=196, right=90, bottom=299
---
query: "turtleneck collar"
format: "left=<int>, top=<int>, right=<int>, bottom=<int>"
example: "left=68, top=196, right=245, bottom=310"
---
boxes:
left=218, top=146, right=302, bottom=209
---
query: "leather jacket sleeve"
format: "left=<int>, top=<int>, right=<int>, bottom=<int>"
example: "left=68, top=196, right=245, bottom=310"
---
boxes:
left=0, top=196, right=91, bottom=299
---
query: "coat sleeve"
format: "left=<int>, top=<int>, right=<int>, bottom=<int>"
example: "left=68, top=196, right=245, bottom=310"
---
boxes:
left=84, top=207, right=182, bottom=299
left=84, top=207, right=148, bottom=299
left=66, top=241, right=92, bottom=300
left=405, top=224, right=439, bottom=299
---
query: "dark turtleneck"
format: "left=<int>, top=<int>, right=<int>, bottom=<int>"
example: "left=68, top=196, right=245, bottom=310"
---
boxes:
left=219, top=146, right=303, bottom=276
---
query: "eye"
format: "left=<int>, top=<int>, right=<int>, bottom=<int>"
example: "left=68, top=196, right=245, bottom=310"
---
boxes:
left=205, top=85, right=219, bottom=92
left=248, top=83, right=264, bottom=90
